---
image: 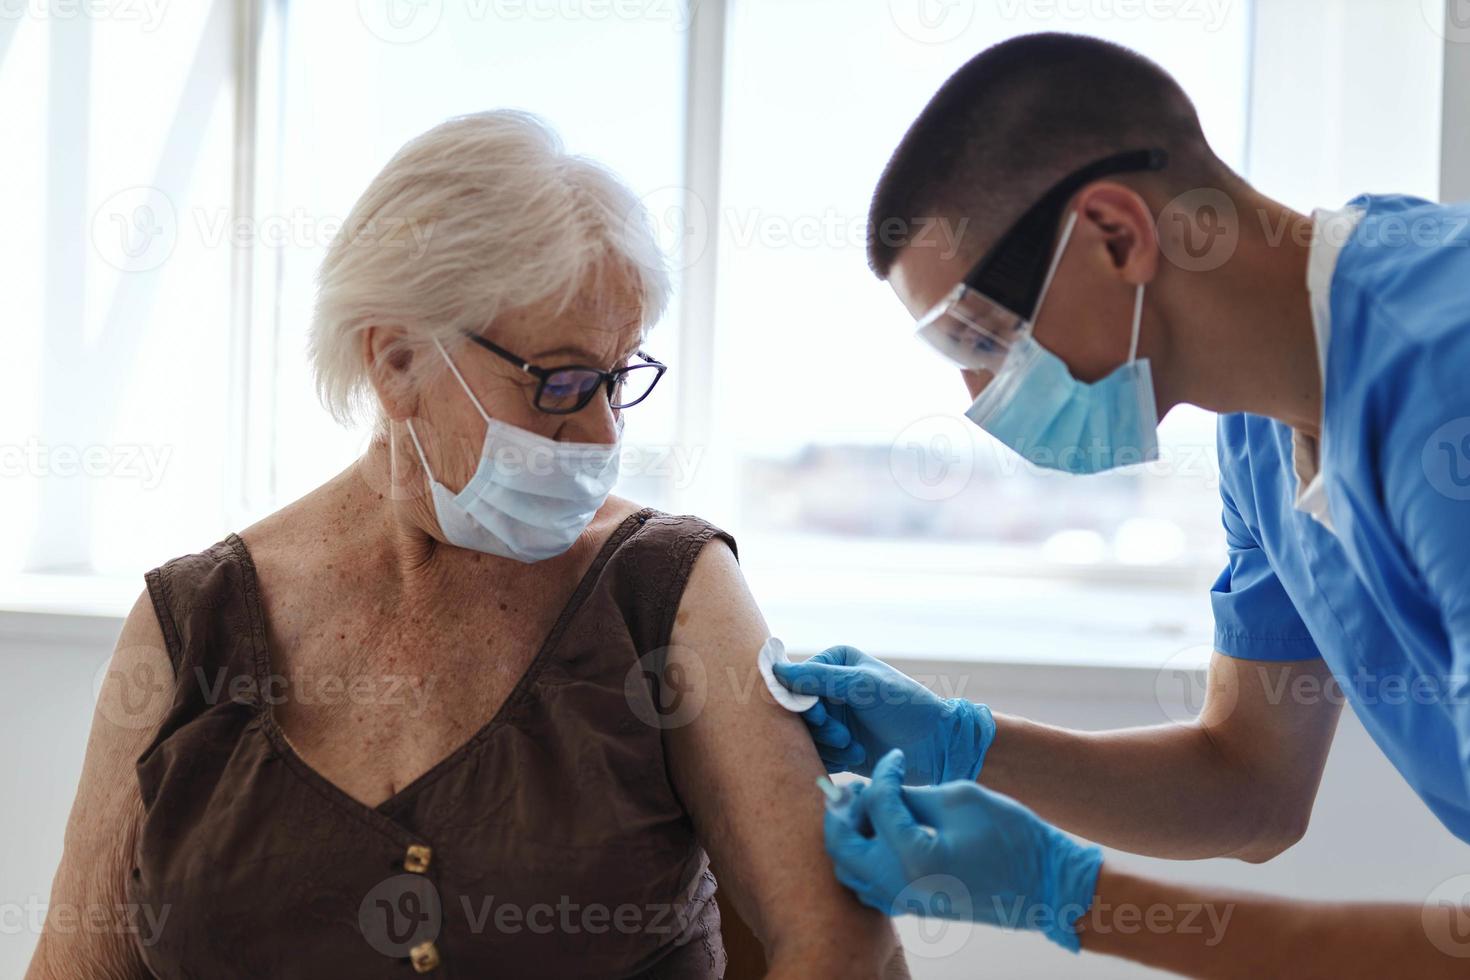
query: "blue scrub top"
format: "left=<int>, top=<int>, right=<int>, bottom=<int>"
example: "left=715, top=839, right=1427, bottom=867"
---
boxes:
left=1212, top=194, right=1470, bottom=842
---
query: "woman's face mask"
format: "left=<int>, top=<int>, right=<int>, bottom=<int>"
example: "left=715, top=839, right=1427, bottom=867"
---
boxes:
left=405, top=339, right=620, bottom=562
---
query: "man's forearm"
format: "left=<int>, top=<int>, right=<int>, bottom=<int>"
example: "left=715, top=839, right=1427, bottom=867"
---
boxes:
left=1078, top=865, right=1467, bottom=979
left=980, top=715, right=1290, bottom=860
left=977, top=655, right=1341, bottom=861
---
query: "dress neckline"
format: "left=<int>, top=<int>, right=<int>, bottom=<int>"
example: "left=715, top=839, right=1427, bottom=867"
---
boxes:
left=225, top=507, right=654, bottom=845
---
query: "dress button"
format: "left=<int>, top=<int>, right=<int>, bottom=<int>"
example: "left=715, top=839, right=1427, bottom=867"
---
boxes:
left=410, top=940, right=440, bottom=973
left=404, top=844, right=432, bottom=874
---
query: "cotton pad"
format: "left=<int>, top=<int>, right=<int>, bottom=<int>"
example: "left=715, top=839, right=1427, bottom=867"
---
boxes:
left=757, top=637, right=818, bottom=712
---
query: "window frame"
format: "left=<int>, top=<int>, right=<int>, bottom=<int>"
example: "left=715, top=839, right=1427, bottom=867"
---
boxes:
left=21, top=0, right=1465, bottom=655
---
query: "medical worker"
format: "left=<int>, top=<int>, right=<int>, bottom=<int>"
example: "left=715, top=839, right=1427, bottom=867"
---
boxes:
left=775, top=33, right=1470, bottom=977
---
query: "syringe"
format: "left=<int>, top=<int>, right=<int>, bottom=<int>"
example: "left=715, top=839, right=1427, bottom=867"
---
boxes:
left=817, top=776, right=871, bottom=835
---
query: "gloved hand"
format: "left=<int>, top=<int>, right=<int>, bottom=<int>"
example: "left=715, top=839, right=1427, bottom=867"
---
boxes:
left=824, top=749, right=1103, bottom=953
left=771, top=645, right=995, bottom=786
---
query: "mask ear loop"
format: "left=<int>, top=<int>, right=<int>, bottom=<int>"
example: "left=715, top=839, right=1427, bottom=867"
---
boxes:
left=403, top=418, right=436, bottom=484
left=1127, top=283, right=1145, bottom=364
left=405, top=337, right=491, bottom=484
left=433, top=336, right=492, bottom=424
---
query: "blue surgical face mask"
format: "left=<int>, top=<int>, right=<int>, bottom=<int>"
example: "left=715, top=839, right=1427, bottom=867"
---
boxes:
left=404, top=339, right=620, bottom=562
left=964, top=212, right=1159, bottom=474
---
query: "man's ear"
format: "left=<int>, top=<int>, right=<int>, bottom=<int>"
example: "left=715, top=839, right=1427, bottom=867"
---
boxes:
left=362, top=325, right=419, bottom=422
left=1076, top=182, right=1160, bottom=286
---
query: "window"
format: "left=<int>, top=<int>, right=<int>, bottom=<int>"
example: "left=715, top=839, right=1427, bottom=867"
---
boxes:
left=263, top=2, right=690, bottom=513
left=5, top=1, right=1459, bottom=660
left=1, top=4, right=236, bottom=579
left=709, top=0, right=1252, bottom=593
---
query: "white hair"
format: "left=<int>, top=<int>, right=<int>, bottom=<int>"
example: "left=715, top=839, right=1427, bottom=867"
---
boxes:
left=309, top=110, right=671, bottom=429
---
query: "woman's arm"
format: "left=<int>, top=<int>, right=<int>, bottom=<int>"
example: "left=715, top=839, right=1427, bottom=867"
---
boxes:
left=663, top=541, right=907, bottom=979
left=26, top=592, right=171, bottom=980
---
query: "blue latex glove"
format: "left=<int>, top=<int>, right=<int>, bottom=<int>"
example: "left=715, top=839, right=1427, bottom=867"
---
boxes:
left=771, top=645, right=995, bottom=786
left=825, top=748, right=1103, bottom=953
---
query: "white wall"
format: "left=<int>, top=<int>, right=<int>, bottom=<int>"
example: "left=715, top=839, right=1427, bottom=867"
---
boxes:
left=3, top=616, right=1467, bottom=978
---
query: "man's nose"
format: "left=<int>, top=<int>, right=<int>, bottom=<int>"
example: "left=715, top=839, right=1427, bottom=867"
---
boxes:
left=960, top=369, right=989, bottom=400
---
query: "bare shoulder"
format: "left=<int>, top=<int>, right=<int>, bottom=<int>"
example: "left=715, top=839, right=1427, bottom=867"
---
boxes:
left=105, top=588, right=176, bottom=731
left=670, top=531, right=745, bottom=634
left=232, top=475, right=354, bottom=576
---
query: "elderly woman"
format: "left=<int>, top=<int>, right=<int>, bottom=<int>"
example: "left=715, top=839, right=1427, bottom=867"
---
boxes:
left=29, top=113, right=904, bottom=979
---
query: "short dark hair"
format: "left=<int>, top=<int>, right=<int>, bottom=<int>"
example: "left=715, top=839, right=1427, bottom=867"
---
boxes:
left=867, top=32, right=1236, bottom=278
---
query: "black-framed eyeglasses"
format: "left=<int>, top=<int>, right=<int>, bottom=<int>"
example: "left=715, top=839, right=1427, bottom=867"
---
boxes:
left=462, top=331, right=668, bottom=415
left=913, top=148, right=1168, bottom=375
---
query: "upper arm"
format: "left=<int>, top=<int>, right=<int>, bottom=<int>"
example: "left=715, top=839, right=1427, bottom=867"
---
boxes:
left=662, top=541, right=901, bottom=977
left=1198, top=652, right=1342, bottom=847
left=1205, top=441, right=1341, bottom=831
left=27, top=590, right=173, bottom=980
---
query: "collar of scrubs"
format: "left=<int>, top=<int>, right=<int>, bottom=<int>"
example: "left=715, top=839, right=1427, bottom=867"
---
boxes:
left=1292, top=203, right=1366, bottom=532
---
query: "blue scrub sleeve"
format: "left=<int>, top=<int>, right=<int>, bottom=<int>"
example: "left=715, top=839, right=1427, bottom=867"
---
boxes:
left=1210, top=480, right=1321, bottom=661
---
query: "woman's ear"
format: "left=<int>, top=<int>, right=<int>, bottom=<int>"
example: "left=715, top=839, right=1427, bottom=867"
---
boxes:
left=362, top=325, right=418, bottom=422
left=1077, top=182, right=1160, bottom=286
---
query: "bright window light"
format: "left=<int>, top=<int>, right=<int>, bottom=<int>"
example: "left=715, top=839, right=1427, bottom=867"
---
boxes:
left=711, top=1, right=1252, bottom=583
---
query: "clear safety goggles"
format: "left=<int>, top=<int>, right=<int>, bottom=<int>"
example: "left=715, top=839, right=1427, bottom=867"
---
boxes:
left=915, top=282, right=1032, bottom=378
left=912, top=148, right=1168, bottom=375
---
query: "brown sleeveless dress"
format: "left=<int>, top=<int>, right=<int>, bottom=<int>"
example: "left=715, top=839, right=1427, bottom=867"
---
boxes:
left=127, top=508, right=734, bottom=979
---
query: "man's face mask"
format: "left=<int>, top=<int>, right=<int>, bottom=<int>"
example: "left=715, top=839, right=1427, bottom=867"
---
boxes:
left=911, top=149, right=1168, bottom=474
